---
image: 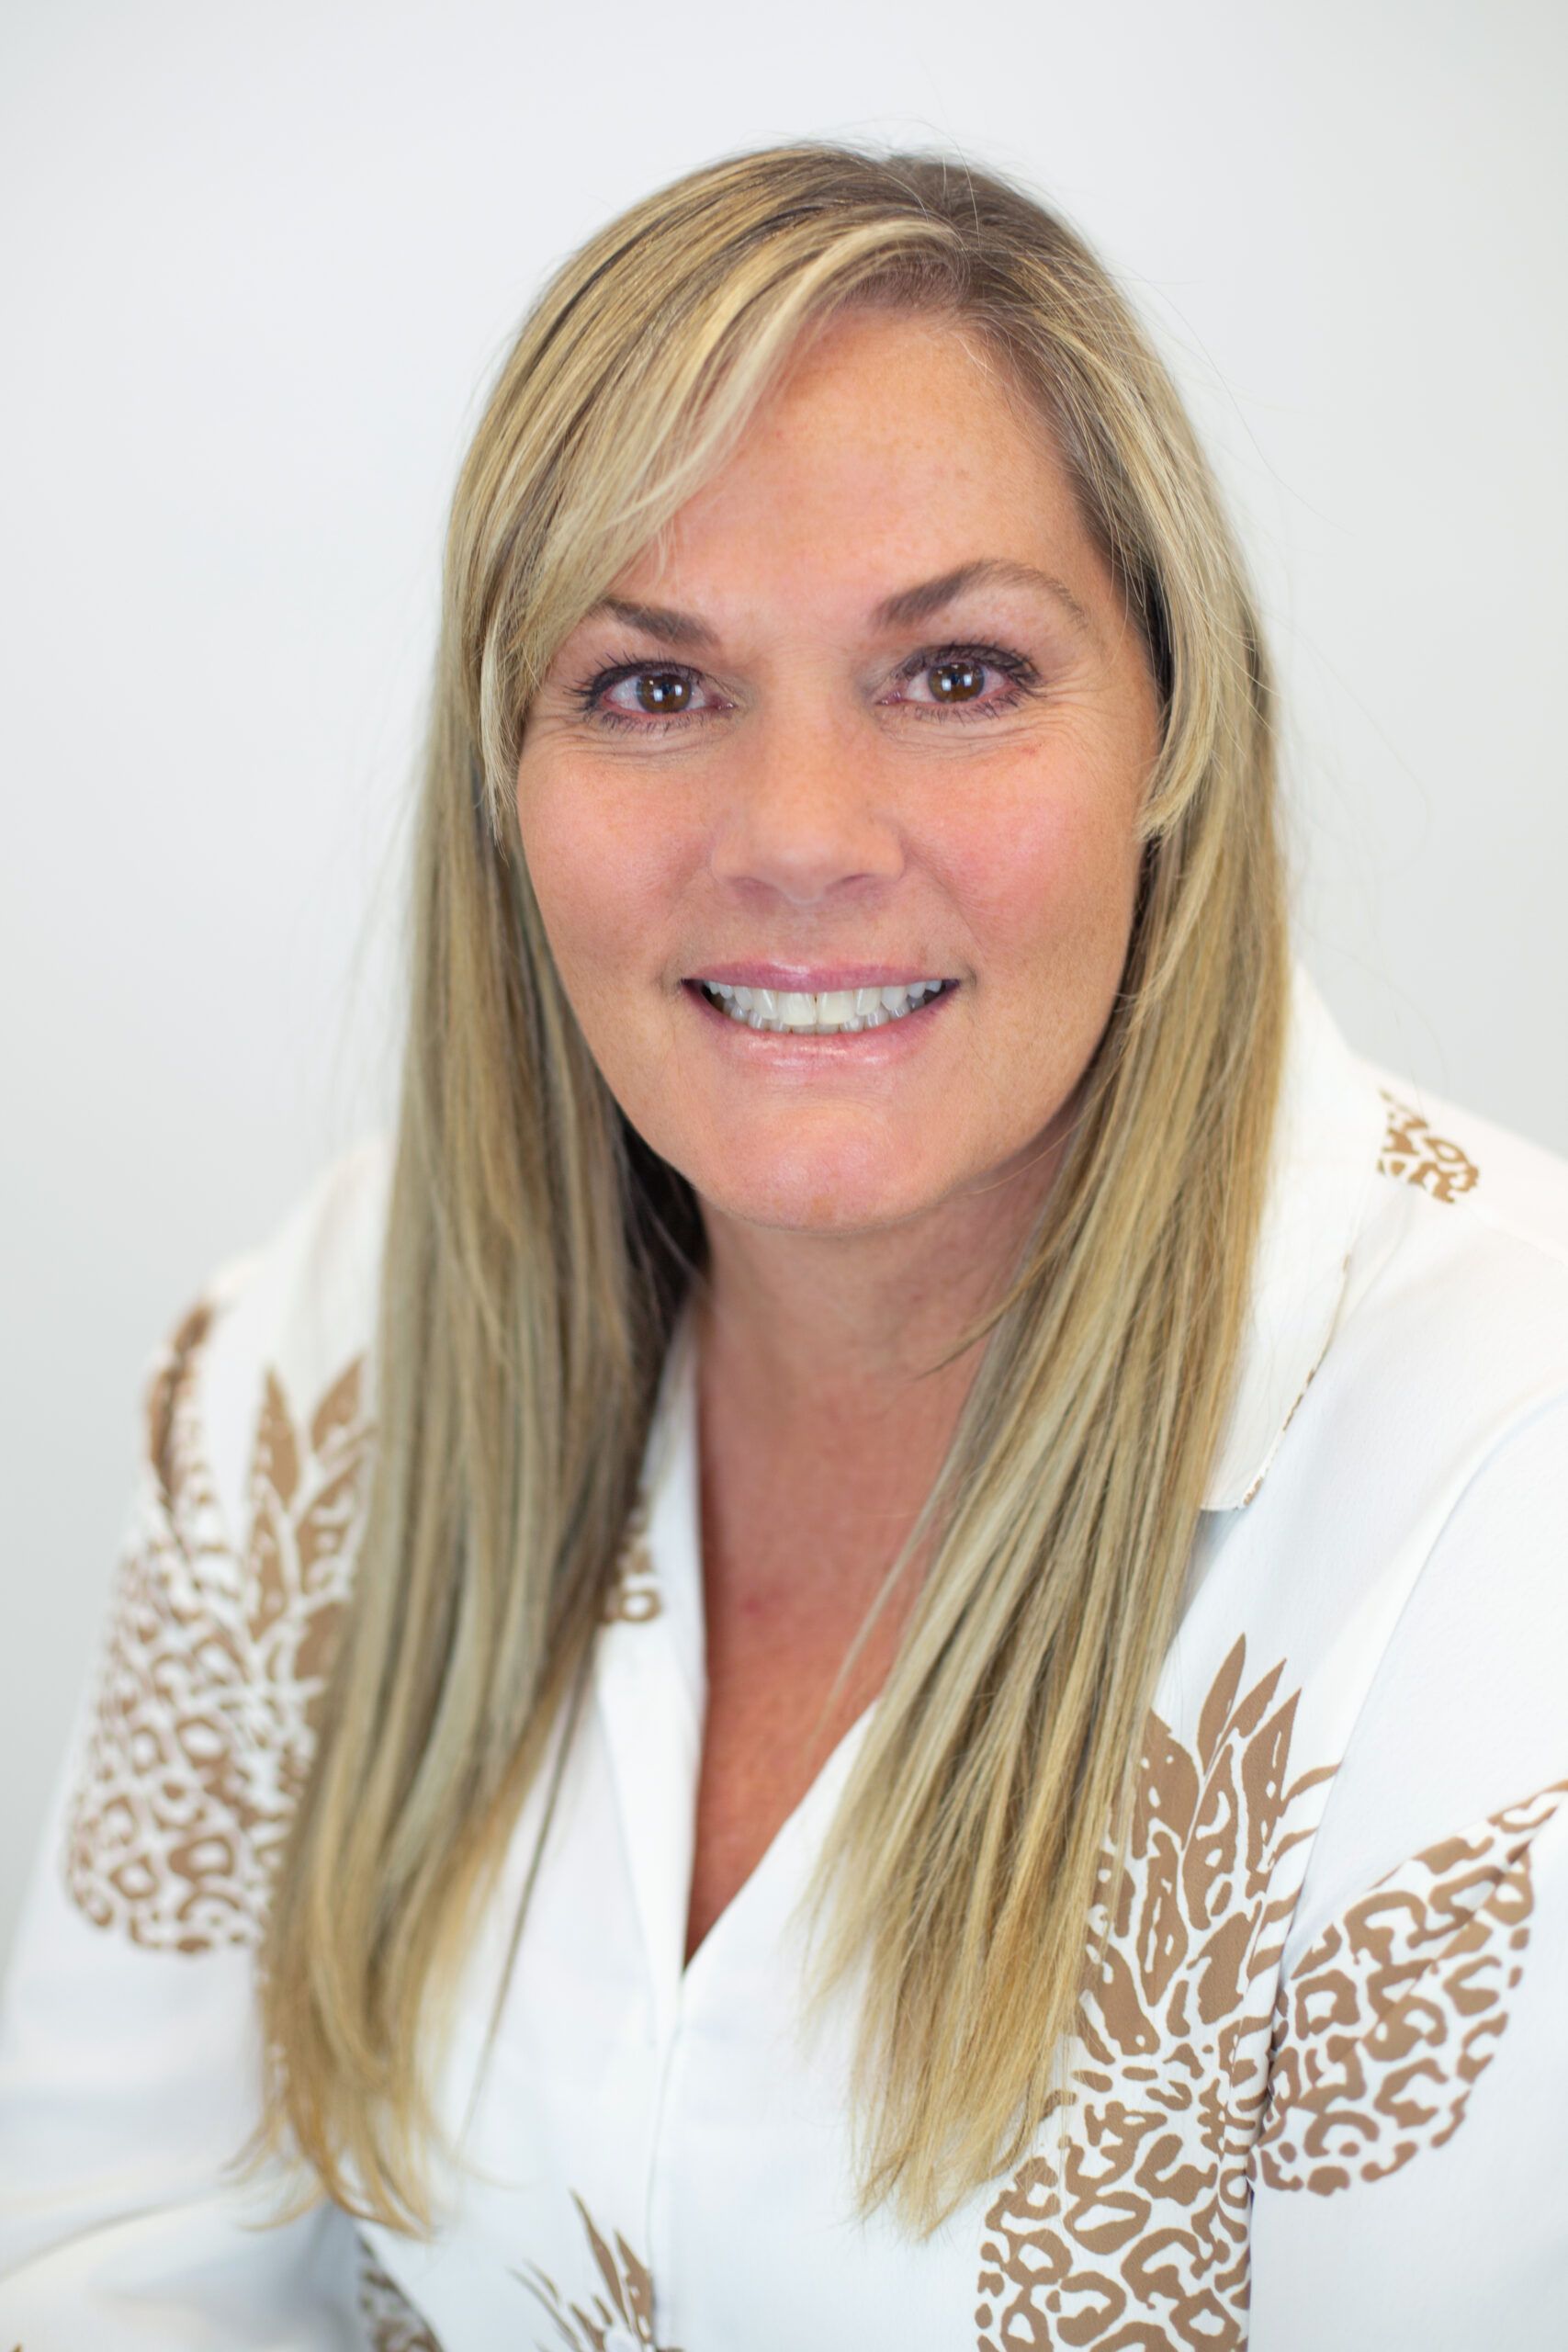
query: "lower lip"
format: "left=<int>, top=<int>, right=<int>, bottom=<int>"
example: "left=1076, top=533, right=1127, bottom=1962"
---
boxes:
left=682, top=979, right=957, bottom=1066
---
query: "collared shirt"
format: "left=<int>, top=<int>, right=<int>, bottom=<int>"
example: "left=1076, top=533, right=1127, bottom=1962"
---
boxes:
left=2, top=961, right=1566, bottom=2350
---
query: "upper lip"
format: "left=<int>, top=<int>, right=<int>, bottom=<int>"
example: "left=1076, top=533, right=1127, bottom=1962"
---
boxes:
left=686, top=962, right=953, bottom=990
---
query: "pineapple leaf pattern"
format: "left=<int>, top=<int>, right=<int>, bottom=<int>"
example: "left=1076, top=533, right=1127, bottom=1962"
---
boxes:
left=513, top=2190, right=682, bottom=2351
left=356, top=2233, right=446, bottom=2351
left=62, top=1294, right=372, bottom=1950
left=976, top=1647, right=1558, bottom=2348
left=976, top=1638, right=1337, bottom=2351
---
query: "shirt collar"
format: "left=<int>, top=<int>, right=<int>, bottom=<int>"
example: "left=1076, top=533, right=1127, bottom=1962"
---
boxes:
left=1201, top=959, right=1388, bottom=1511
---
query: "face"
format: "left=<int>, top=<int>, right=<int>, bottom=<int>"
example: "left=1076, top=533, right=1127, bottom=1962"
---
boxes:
left=515, top=308, right=1161, bottom=1245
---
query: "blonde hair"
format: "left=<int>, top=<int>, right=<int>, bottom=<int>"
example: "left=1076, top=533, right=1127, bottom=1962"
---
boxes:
left=236, top=140, right=1289, bottom=2238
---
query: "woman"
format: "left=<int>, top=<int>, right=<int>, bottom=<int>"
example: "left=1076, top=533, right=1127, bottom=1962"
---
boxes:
left=2, top=142, right=1564, bottom=2350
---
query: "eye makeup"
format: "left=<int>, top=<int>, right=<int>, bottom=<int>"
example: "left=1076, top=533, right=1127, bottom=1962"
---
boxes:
left=566, top=639, right=1045, bottom=735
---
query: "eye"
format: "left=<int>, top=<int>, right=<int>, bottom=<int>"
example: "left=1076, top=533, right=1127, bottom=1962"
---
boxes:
left=609, top=668, right=704, bottom=717
left=571, top=657, right=728, bottom=733
left=567, top=637, right=1042, bottom=735
left=886, top=641, right=1041, bottom=719
left=914, top=655, right=987, bottom=704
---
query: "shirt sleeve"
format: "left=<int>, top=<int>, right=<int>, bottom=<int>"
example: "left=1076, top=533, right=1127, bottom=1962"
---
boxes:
left=0, top=1278, right=391, bottom=2350
left=1245, top=1392, right=1568, bottom=2349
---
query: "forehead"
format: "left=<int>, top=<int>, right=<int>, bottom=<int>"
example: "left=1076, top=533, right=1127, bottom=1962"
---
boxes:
left=611, top=308, right=1095, bottom=616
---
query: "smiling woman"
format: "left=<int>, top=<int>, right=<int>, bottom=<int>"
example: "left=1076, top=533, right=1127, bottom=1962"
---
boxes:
left=2, top=142, right=1565, bottom=2352
left=516, top=308, right=1158, bottom=1249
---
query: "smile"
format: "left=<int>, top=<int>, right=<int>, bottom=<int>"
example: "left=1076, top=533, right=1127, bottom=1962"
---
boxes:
left=694, top=978, right=955, bottom=1035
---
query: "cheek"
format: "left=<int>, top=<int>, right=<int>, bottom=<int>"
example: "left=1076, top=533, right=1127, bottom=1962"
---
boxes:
left=945, top=778, right=1143, bottom=990
left=515, top=764, right=680, bottom=1001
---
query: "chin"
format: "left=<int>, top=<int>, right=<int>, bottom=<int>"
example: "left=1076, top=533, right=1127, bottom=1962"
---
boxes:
left=690, top=1151, right=941, bottom=1238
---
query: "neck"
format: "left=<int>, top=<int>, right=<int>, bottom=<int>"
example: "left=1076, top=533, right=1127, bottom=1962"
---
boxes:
left=691, top=1137, right=1062, bottom=1468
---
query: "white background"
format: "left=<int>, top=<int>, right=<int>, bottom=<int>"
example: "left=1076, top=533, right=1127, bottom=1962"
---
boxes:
left=2, top=0, right=1563, bottom=1964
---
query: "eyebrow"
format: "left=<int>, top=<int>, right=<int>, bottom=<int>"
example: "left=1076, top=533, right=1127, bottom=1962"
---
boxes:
left=581, top=559, right=1096, bottom=652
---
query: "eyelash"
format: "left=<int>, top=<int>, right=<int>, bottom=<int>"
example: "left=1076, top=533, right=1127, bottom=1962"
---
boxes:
left=568, top=640, right=1043, bottom=734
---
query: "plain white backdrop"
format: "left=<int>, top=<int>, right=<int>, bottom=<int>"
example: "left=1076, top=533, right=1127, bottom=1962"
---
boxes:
left=2, top=0, right=1563, bottom=1965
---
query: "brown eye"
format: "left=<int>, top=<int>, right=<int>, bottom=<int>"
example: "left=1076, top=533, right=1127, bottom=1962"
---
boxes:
left=927, top=658, right=985, bottom=703
left=635, top=671, right=692, bottom=713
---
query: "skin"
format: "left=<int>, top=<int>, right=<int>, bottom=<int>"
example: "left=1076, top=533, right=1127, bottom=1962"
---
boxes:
left=516, top=307, right=1162, bottom=1959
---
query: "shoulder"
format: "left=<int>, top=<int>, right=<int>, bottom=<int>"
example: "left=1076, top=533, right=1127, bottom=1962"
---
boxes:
left=1247, top=1049, right=1568, bottom=1591
left=1278, top=1056, right=1568, bottom=1676
left=1263, top=1070, right=1568, bottom=1951
left=1208, top=1044, right=1568, bottom=1840
left=1368, top=1058, right=1568, bottom=1264
left=62, top=1133, right=393, bottom=1957
left=172, top=1130, right=394, bottom=1538
left=1328, top=1063, right=1568, bottom=1466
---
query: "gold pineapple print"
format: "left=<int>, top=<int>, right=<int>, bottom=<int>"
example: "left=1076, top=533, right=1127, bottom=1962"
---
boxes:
left=513, top=2191, right=682, bottom=2351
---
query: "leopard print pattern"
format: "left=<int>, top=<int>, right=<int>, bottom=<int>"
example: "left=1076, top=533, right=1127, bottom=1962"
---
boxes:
left=62, top=1284, right=661, bottom=1945
left=1254, top=1777, right=1568, bottom=2194
left=356, top=2233, right=446, bottom=2351
left=1376, top=1089, right=1480, bottom=1204
left=62, top=1292, right=373, bottom=1951
left=976, top=1638, right=1337, bottom=2352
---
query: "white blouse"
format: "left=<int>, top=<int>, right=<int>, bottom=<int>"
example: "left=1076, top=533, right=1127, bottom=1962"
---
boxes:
left=3, top=962, right=1566, bottom=2351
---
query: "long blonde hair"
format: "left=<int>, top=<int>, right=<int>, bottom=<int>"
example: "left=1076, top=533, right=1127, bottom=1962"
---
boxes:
left=238, top=140, right=1289, bottom=2239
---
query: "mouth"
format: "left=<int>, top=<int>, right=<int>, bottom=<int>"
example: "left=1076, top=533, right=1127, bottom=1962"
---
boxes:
left=683, top=976, right=959, bottom=1037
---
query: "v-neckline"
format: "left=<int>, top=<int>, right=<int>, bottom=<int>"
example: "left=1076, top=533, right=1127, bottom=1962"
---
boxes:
left=591, top=1307, right=882, bottom=2027
left=678, top=1698, right=880, bottom=1986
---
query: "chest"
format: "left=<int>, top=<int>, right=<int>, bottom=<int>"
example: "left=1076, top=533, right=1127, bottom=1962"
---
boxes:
left=682, top=1571, right=909, bottom=1966
left=400, top=1598, right=1318, bottom=2352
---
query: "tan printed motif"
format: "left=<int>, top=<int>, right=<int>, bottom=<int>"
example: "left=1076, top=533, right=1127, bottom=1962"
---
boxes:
left=513, top=2189, right=682, bottom=2350
left=601, top=1490, right=661, bottom=1624
left=1376, top=1089, right=1480, bottom=1204
left=976, top=1638, right=1337, bottom=2352
left=1254, top=1778, right=1568, bottom=2195
left=62, top=1294, right=373, bottom=1951
left=356, top=2233, right=446, bottom=2351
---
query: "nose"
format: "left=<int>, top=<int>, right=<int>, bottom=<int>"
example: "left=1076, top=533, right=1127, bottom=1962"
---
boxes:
left=705, top=711, right=905, bottom=908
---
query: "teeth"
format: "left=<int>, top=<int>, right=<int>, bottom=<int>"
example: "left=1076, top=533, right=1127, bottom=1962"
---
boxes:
left=695, top=978, right=949, bottom=1034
